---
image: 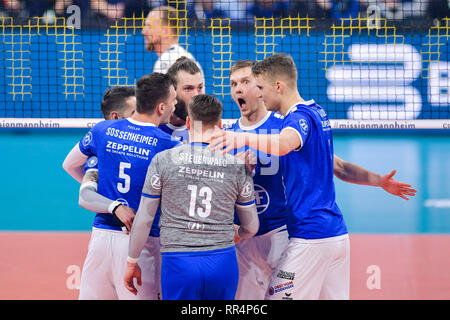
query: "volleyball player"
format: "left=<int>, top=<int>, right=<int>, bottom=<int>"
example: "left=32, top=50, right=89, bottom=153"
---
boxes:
left=62, top=73, right=180, bottom=299
left=159, top=57, right=205, bottom=142
left=211, top=54, right=417, bottom=299
left=228, top=59, right=416, bottom=299
left=143, top=6, right=202, bottom=75
left=143, top=6, right=204, bottom=141
left=81, top=86, right=138, bottom=234
left=124, top=94, right=259, bottom=299
left=100, top=86, right=136, bottom=121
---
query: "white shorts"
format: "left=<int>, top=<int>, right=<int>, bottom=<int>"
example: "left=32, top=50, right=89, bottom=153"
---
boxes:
left=265, top=234, right=350, bottom=300
left=235, top=226, right=289, bottom=300
left=79, top=228, right=161, bottom=300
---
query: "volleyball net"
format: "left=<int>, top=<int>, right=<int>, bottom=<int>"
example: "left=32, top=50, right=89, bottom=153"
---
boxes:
left=0, top=1, right=449, bottom=129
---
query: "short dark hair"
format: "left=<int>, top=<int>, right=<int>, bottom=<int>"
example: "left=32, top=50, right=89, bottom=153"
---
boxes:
left=188, top=94, right=222, bottom=126
left=230, top=60, right=255, bottom=77
left=101, top=86, right=135, bottom=120
left=252, top=53, right=297, bottom=84
left=167, top=56, right=201, bottom=87
left=135, top=73, right=174, bottom=114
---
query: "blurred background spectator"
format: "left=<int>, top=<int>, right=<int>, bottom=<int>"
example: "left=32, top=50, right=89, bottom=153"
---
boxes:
left=427, top=0, right=450, bottom=21
left=360, top=0, right=430, bottom=20
left=246, top=0, right=290, bottom=18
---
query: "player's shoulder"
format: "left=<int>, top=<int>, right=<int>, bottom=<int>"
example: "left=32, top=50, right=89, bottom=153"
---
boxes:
left=154, top=127, right=183, bottom=147
left=267, top=111, right=285, bottom=125
left=270, top=111, right=284, bottom=120
left=158, top=123, right=172, bottom=135
left=152, top=142, right=184, bottom=167
left=161, top=44, right=190, bottom=61
left=289, top=100, right=323, bottom=116
left=84, top=119, right=117, bottom=141
left=168, top=44, right=187, bottom=53
left=284, top=101, right=315, bottom=121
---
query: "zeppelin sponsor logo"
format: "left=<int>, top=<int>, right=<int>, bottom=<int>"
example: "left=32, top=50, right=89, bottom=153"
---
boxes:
left=106, top=141, right=150, bottom=157
left=178, top=166, right=224, bottom=179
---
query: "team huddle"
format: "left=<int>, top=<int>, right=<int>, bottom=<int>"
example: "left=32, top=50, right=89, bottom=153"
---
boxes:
left=62, top=6, right=417, bottom=301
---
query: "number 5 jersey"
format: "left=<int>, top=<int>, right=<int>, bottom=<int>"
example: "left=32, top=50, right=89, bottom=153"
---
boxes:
left=78, top=118, right=181, bottom=235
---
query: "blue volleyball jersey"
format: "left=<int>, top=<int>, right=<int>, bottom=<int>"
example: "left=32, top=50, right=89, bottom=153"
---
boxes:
left=78, top=118, right=181, bottom=235
left=229, top=111, right=288, bottom=236
left=281, top=100, right=347, bottom=239
left=159, top=123, right=189, bottom=143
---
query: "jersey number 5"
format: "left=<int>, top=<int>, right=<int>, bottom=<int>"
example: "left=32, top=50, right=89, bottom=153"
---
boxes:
left=118, top=162, right=131, bottom=193
left=187, top=185, right=212, bottom=218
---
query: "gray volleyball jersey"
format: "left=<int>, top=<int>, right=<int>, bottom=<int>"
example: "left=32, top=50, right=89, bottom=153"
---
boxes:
left=142, top=142, right=255, bottom=253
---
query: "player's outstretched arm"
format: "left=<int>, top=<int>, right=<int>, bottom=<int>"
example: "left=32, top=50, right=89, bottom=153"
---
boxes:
left=333, top=155, right=417, bottom=200
left=62, top=144, right=88, bottom=183
left=125, top=195, right=160, bottom=295
left=208, top=126, right=300, bottom=156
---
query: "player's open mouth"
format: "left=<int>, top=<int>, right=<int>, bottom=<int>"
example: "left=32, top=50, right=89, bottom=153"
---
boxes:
left=238, top=98, right=246, bottom=109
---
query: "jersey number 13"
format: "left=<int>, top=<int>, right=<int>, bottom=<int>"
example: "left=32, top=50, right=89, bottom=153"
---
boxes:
left=187, top=185, right=212, bottom=218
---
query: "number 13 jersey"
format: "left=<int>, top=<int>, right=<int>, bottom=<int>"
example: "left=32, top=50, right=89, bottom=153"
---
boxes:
left=141, top=142, right=256, bottom=253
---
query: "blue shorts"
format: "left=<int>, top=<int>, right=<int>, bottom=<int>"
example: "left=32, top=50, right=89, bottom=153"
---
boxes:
left=161, top=246, right=239, bottom=300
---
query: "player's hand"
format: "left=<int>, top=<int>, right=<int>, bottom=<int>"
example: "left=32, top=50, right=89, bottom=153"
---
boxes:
left=114, top=206, right=136, bottom=234
left=208, top=126, right=247, bottom=154
left=236, top=149, right=257, bottom=173
left=124, top=262, right=142, bottom=295
left=380, top=170, right=417, bottom=200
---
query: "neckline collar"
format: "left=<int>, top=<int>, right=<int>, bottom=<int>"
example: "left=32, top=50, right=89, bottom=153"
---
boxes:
left=286, top=99, right=315, bottom=116
left=238, top=111, right=272, bottom=131
left=166, top=123, right=187, bottom=131
left=126, top=118, right=157, bottom=127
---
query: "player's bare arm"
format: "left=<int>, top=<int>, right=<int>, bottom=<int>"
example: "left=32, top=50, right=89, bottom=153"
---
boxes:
left=333, top=155, right=417, bottom=200
left=234, top=204, right=259, bottom=242
left=62, top=144, right=89, bottom=183
left=125, top=196, right=160, bottom=295
left=208, top=126, right=300, bottom=156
